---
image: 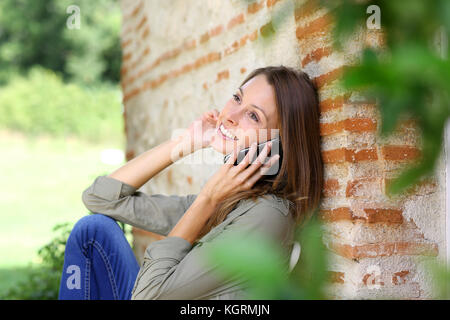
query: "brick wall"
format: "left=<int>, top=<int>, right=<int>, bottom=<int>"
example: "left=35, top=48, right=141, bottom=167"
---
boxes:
left=119, top=0, right=446, bottom=299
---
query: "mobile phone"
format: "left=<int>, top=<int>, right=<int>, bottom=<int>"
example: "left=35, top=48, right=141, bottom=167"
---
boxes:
left=223, top=136, right=283, bottom=176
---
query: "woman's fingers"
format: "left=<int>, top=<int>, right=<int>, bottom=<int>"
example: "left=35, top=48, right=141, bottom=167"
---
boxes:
left=225, top=147, right=238, bottom=167
left=244, top=154, right=280, bottom=189
left=234, top=142, right=258, bottom=172
left=234, top=140, right=272, bottom=180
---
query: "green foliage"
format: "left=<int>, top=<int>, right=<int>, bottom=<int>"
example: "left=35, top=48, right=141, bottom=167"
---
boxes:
left=0, top=0, right=122, bottom=85
left=426, top=259, right=450, bottom=299
left=0, top=223, right=72, bottom=300
left=288, top=214, right=329, bottom=299
left=321, top=0, right=450, bottom=195
left=0, top=67, right=124, bottom=144
left=205, top=212, right=330, bottom=299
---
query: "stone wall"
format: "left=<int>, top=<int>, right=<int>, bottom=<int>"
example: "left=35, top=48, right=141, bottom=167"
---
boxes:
left=119, top=0, right=446, bottom=299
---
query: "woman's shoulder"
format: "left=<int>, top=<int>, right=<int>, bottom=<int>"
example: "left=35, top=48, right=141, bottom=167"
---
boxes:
left=238, top=193, right=293, bottom=217
left=258, top=193, right=293, bottom=216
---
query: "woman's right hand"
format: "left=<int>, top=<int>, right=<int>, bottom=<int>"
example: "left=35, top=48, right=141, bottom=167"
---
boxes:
left=181, top=108, right=220, bottom=149
left=169, top=108, right=219, bottom=162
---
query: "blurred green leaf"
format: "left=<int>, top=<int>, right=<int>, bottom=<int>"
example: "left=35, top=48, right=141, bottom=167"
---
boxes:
left=289, top=213, right=329, bottom=300
left=204, top=230, right=289, bottom=299
left=204, top=210, right=330, bottom=300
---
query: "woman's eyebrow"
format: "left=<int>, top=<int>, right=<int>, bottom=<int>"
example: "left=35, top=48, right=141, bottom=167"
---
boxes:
left=238, top=87, right=268, bottom=120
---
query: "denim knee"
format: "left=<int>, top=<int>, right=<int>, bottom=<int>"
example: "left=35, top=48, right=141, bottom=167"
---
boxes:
left=70, top=214, right=119, bottom=242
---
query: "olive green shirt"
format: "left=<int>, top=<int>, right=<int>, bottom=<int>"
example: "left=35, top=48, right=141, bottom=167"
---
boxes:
left=81, top=175, right=296, bottom=300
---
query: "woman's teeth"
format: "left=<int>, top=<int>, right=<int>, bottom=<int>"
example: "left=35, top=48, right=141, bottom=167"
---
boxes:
left=219, top=124, right=237, bottom=140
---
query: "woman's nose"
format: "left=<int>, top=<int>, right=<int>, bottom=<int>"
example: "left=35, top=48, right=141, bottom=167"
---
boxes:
left=223, top=109, right=241, bottom=126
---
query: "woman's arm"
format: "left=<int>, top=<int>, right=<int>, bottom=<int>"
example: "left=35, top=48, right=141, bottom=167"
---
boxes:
left=108, top=134, right=193, bottom=189
left=108, top=108, right=220, bottom=189
left=168, top=193, right=217, bottom=244
left=131, top=201, right=294, bottom=300
left=81, top=175, right=198, bottom=235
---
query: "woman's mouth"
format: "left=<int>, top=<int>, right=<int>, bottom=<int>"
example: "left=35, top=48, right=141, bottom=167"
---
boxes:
left=216, top=123, right=238, bottom=141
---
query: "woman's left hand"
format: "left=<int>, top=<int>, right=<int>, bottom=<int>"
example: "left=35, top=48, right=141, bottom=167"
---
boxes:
left=199, top=141, right=280, bottom=206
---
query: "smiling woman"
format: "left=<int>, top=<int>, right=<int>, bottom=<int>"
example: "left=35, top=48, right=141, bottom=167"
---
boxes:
left=198, top=65, right=324, bottom=240
left=58, top=65, right=324, bottom=300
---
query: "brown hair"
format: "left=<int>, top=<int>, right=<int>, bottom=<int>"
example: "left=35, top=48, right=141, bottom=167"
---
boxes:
left=196, top=65, right=323, bottom=241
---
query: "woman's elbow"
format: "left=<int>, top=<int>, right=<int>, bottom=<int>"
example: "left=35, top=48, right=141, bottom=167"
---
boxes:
left=81, top=188, right=102, bottom=213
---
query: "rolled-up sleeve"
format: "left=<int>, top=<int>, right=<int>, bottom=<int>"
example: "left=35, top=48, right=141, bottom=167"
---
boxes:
left=130, top=202, right=294, bottom=300
left=81, top=175, right=197, bottom=236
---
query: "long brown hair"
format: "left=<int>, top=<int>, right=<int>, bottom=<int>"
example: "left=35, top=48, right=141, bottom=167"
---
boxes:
left=196, top=65, right=323, bottom=240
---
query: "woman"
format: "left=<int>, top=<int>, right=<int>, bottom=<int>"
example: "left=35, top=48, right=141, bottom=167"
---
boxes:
left=58, top=65, right=323, bottom=300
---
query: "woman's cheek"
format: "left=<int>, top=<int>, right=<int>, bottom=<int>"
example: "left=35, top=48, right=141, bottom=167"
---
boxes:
left=238, top=128, right=259, bottom=148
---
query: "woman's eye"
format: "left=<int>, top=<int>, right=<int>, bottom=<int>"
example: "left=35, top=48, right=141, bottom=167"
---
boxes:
left=233, top=94, right=258, bottom=122
left=249, top=111, right=259, bottom=122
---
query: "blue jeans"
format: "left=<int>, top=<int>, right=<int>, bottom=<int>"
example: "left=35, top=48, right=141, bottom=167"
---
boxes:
left=58, top=214, right=140, bottom=300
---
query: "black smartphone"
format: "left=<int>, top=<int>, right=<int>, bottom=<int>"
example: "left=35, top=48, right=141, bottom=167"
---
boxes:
left=223, top=136, right=283, bottom=176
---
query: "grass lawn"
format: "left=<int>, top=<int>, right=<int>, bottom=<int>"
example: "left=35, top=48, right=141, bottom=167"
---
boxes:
left=0, top=129, right=128, bottom=295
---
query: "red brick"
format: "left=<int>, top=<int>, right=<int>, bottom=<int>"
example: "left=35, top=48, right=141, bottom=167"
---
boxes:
left=362, top=273, right=384, bottom=286
left=313, top=66, right=344, bottom=89
left=320, top=121, right=344, bottom=136
left=248, top=0, right=265, bottom=14
left=322, top=178, right=340, bottom=197
left=228, top=13, right=245, bottom=30
left=320, top=118, right=376, bottom=136
left=346, top=177, right=382, bottom=198
left=381, top=145, right=421, bottom=161
left=322, top=148, right=378, bottom=163
left=302, top=46, right=333, bottom=67
left=392, top=270, right=410, bottom=285
left=144, top=47, right=151, bottom=57
left=123, top=52, right=132, bottom=62
left=266, top=0, right=281, bottom=8
left=123, top=87, right=141, bottom=103
left=200, top=32, right=210, bottom=44
left=347, top=148, right=378, bottom=162
left=320, top=206, right=403, bottom=225
left=295, top=0, right=319, bottom=22
left=363, top=208, right=403, bottom=224
left=130, top=1, right=143, bottom=18
left=345, top=118, right=377, bottom=132
left=319, top=207, right=354, bottom=222
left=296, top=14, right=333, bottom=42
left=135, top=15, right=148, bottom=31
left=121, top=38, right=132, bottom=49
left=216, top=70, right=230, bottom=82
left=183, top=39, right=197, bottom=50
left=322, top=148, right=346, bottom=163
left=210, top=24, right=224, bottom=37
left=141, top=27, right=150, bottom=39
left=319, top=95, right=346, bottom=112
left=331, top=241, right=439, bottom=259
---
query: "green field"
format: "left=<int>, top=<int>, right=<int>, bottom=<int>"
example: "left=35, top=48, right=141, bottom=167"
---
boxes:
left=0, top=129, right=127, bottom=294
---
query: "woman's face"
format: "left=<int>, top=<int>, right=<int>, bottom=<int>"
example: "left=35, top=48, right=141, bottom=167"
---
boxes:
left=210, top=74, right=279, bottom=155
